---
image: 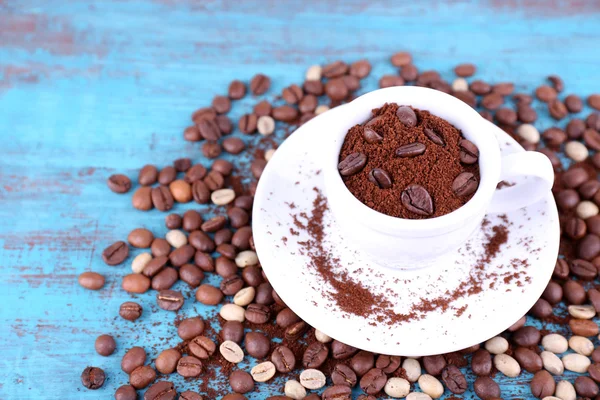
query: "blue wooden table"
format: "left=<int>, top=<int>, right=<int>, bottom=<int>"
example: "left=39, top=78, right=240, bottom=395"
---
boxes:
left=2, top=1, right=600, bottom=398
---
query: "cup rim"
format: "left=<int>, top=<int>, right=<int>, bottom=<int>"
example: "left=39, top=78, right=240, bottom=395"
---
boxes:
left=323, top=86, right=502, bottom=234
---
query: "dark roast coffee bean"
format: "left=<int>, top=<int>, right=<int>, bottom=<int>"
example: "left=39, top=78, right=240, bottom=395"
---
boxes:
left=563, top=279, right=586, bottom=304
left=589, top=363, right=600, bottom=381
left=578, top=234, right=600, bottom=260
left=282, top=84, right=303, bottom=104
left=543, top=127, right=567, bottom=147
left=424, top=127, right=445, bottom=146
left=331, top=340, right=358, bottom=360
left=367, top=168, right=392, bottom=189
left=232, top=226, right=252, bottom=250
left=245, top=303, right=271, bottom=324
left=120, top=301, right=142, bottom=321
left=512, top=326, right=540, bottom=346
left=191, top=181, right=210, bottom=204
left=562, top=167, right=588, bottom=188
left=375, top=354, right=401, bottom=374
left=496, top=108, right=517, bottom=125
left=228, top=80, right=246, bottom=100
left=95, top=334, right=116, bottom=356
left=570, top=259, right=597, bottom=280
left=303, top=80, right=324, bottom=96
left=580, top=180, right=600, bottom=199
left=322, top=385, right=352, bottom=400
left=401, top=64, right=418, bottom=81
left=102, top=241, right=129, bottom=265
left=556, top=189, right=580, bottom=210
left=530, top=370, right=555, bottom=398
left=481, top=93, right=504, bottom=110
left=567, top=119, right=586, bottom=139
left=242, top=265, right=263, bottom=286
left=276, top=307, right=300, bottom=328
left=230, top=370, right=254, bottom=394
left=158, top=166, right=177, bottom=185
left=115, top=384, right=137, bottom=400
left=180, top=263, right=204, bottom=287
left=514, top=347, right=542, bottom=373
left=565, top=94, right=584, bottom=113
left=565, top=217, right=587, bottom=239
left=122, top=346, right=146, bottom=374
left=359, top=368, right=386, bottom=395
left=165, top=213, right=183, bottom=230
left=459, top=139, right=479, bottom=164
left=153, top=267, right=179, bottom=289
left=401, top=184, right=434, bottom=216
left=423, top=354, right=447, bottom=376
left=326, top=78, right=349, bottom=101
left=177, top=356, right=203, bottom=378
left=272, top=105, right=299, bottom=122
left=332, top=363, right=357, bottom=387
left=151, top=186, right=174, bottom=211
left=108, top=174, right=132, bottom=193
left=250, top=74, right=270, bottom=95
left=350, top=351, right=375, bottom=377
left=185, top=164, right=207, bottom=183
left=203, top=170, right=224, bottom=191
left=575, top=376, right=599, bottom=398
left=529, top=298, right=552, bottom=318
left=542, top=281, right=563, bottom=304
left=453, top=172, right=478, bottom=196
left=157, top=289, right=184, bottom=311
left=303, top=342, right=329, bottom=368
left=216, top=257, right=237, bottom=277
left=144, top=381, right=177, bottom=400
left=584, top=128, right=600, bottom=151
left=238, top=114, right=258, bottom=134
left=81, top=366, right=105, bottom=390
left=350, top=59, right=372, bottom=78
left=363, top=127, right=383, bottom=144
left=221, top=321, right=244, bottom=344
left=130, top=365, right=156, bottom=389
left=188, top=336, right=216, bottom=359
left=474, top=376, right=500, bottom=399
left=142, top=255, right=168, bottom=277
left=245, top=331, right=271, bottom=358
left=396, top=142, right=426, bottom=157
left=470, top=80, right=491, bottom=95
left=216, top=243, right=237, bottom=260
left=271, top=345, right=295, bottom=373
left=180, top=391, right=203, bottom=400
left=549, top=99, right=568, bottom=120
left=471, top=349, right=492, bottom=376
left=177, top=317, right=205, bottom=340
left=442, top=365, right=467, bottom=394
left=202, top=141, right=222, bottom=159
left=589, top=289, right=600, bottom=313
left=338, top=153, right=367, bottom=176
left=396, top=106, right=417, bottom=127
left=323, top=61, right=349, bottom=78
left=285, top=321, right=308, bottom=340
left=254, top=100, right=272, bottom=116
left=169, top=244, right=195, bottom=267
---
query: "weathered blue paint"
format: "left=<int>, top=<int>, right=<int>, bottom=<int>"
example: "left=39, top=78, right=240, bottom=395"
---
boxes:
left=1, top=0, right=599, bottom=398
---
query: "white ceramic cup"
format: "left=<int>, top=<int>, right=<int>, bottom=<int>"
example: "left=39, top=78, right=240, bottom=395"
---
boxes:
left=321, top=86, right=554, bottom=268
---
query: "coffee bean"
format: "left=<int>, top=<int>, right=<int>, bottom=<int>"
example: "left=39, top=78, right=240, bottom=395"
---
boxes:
left=512, top=326, right=541, bottom=346
left=474, top=376, right=500, bottom=399
left=570, top=259, right=597, bottom=280
left=132, top=186, right=153, bottom=210
left=518, top=105, right=538, bottom=123
left=332, top=364, right=357, bottom=387
left=185, top=164, right=207, bottom=183
left=400, top=64, right=418, bottom=81
left=122, top=346, right=146, bottom=374
left=250, top=74, right=271, bottom=95
left=442, top=365, right=467, bottom=394
left=423, top=355, right=446, bottom=376
left=396, top=106, right=417, bottom=127
left=238, top=113, right=258, bottom=134
left=459, top=139, right=479, bottom=164
left=396, top=142, right=426, bottom=158
left=202, top=141, right=222, bottom=159
left=217, top=243, right=237, bottom=259
left=588, top=113, right=600, bottom=130
left=401, top=184, right=434, bottom=216
left=216, top=256, right=238, bottom=276
left=575, top=376, right=599, bottom=398
left=375, top=354, right=401, bottom=374
left=514, top=347, right=542, bottom=373
left=350, top=351, right=375, bottom=377
left=331, top=340, right=358, bottom=360
left=485, top=336, right=509, bottom=354
left=589, top=363, right=600, bottom=381
left=589, top=94, right=600, bottom=110
left=177, top=355, right=203, bottom=378
left=119, top=301, right=142, bottom=321
left=323, top=61, right=349, bottom=78
left=584, top=128, right=600, bottom=150
left=157, top=289, right=184, bottom=311
left=251, top=361, right=276, bottom=382
left=250, top=159, right=267, bottom=179
left=271, top=345, right=295, bottom=373
left=149, top=238, right=170, bottom=258
left=230, top=370, right=254, bottom=394
left=282, top=84, right=303, bottom=105
left=190, top=181, right=210, bottom=204
left=338, top=152, right=367, bottom=176
left=569, top=318, right=599, bottom=336
left=169, top=244, right=195, bottom=266
left=303, top=342, right=329, bottom=369
left=145, top=381, right=177, bottom=400
left=245, top=331, right=271, bottom=358
left=578, top=234, right=600, bottom=260
left=563, top=279, right=586, bottom=304
left=453, top=172, right=478, bottom=196
left=390, top=51, right=412, bottom=67
left=95, top=334, right=116, bottom=356
left=322, top=385, right=352, bottom=400
left=229, top=80, right=246, bottom=99
left=139, top=164, right=158, bottom=186
left=122, top=273, right=151, bottom=294
left=424, top=127, right=445, bottom=146
left=156, top=348, right=181, bottom=374
left=300, top=369, right=327, bottom=390
left=107, top=174, right=132, bottom=194
left=81, top=366, right=105, bottom=390
left=530, top=370, right=555, bottom=398
left=350, top=59, right=371, bottom=78
left=115, top=384, right=136, bottom=400
left=244, top=303, right=271, bottom=324
left=549, top=99, right=568, bottom=120
left=220, top=275, right=244, bottom=296
left=176, top=317, right=205, bottom=340
left=360, top=368, right=386, bottom=395
left=130, top=365, right=156, bottom=389
left=78, top=271, right=105, bottom=290
left=535, top=85, right=557, bottom=102
left=285, top=320, right=308, bottom=340
left=189, top=336, right=216, bottom=359
left=471, top=349, right=492, bottom=376
left=470, top=80, right=491, bottom=95
left=164, top=214, right=182, bottom=230
left=303, top=79, right=324, bottom=96
left=363, top=126, right=383, bottom=143
left=102, top=241, right=129, bottom=265
left=493, top=82, right=514, bottom=95
left=454, top=63, right=476, bottom=77
left=542, top=281, right=563, bottom=304
left=367, top=168, right=392, bottom=189
left=151, top=186, right=174, bottom=211
left=220, top=303, right=245, bottom=322
left=481, top=93, right=504, bottom=110
left=325, top=78, right=349, bottom=101
left=379, top=75, right=405, bottom=88
left=152, top=266, right=177, bottom=289
left=220, top=340, right=245, bottom=363
left=221, top=320, right=244, bottom=344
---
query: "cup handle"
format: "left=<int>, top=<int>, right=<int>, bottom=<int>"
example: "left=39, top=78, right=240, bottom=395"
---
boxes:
left=487, top=151, right=555, bottom=214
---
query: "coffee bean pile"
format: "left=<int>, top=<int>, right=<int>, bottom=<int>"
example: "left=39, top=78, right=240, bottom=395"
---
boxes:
left=78, top=52, right=600, bottom=399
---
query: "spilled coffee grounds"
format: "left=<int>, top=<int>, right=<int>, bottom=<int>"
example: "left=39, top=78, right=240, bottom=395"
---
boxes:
left=339, top=103, right=480, bottom=219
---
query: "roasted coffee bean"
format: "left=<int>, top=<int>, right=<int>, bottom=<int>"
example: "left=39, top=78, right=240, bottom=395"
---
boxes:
left=151, top=186, right=174, bottom=211
left=367, top=168, right=392, bottom=189
left=245, top=303, right=271, bottom=324
left=529, top=298, right=553, bottom=318
left=350, top=351, right=375, bottom=377
left=191, top=107, right=217, bottom=123
left=569, top=318, right=599, bottom=336
left=401, top=184, right=434, bottom=216
left=177, top=356, right=203, bottom=378
left=512, top=326, right=541, bottom=346
left=396, top=106, right=417, bottom=127
left=424, top=127, right=445, bottom=146
left=145, top=381, right=177, bottom=400
left=122, top=346, right=146, bottom=374
left=190, top=180, right=210, bottom=204
left=177, top=317, right=205, bottom=340
left=391, top=51, right=412, bottom=67
left=565, top=217, right=587, bottom=239
left=303, top=80, right=324, bottom=96
left=151, top=238, right=171, bottom=257
left=158, top=166, right=177, bottom=186
left=453, top=172, right=478, bottom=196
left=165, top=213, right=182, bottom=230
left=139, top=164, right=158, bottom=186
left=228, top=80, right=246, bottom=99
left=184, top=125, right=201, bottom=141
left=196, top=284, right=224, bottom=305
left=514, top=347, right=543, bottom=373
left=189, top=336, right=216, bottom=359
left=549, top=99, right=568, bottom=120
left=332, top=363, right=358, bottom=387
left=400, top=64, right=418, bottom=81
left=216, top=257, right=237, bottom=277
left=250, top=74, right=270, bottom=95
left=245, top=331, right=271, bottom=358
left=285, top=321, right=308, bottom=340
left=102, top=241, right=129, bottom=265
left=132, top=186, right=153, bottom=210
left=107, top=174, right=132, bottom=193
left=220, top=275, right=243, bottom=296
left=470, top=80, right=491, bottom=95
left=459, top=139, right=479, bottom=164
left=202, top=215, right=227, bottom=233
left=232, top=226, right=253, bottom=250
left=81, top=366, right=105, bottom=390
left=474, top=376, right=500, bottom=399
left=276, top=307, right=300, bottom=328
left=130, top=365, right=156, bottom=389
left=331, top=340, right=358, bottom=360
left=221, top=321, right=244, bottom=344
left=238, top=113, right=258, bottom=134
left=363, top=127, right=383, bottom=143
left=349, top=59, right=371, bottom=79
left=442, top=365, right=467, bottom=394
left=214, top=229, right=233, bottom=246
left=303, top=342, right=329, bottom=369
left=229, top=370, right=254, bottom=394
left=530, top=370, right=555, bottom=398
left=481, top=93, right=504, bottom=110
left=360, top=368, right=386, bottom=395
left=396, top=142, right=426, bottom=157
left=78, top=271, right=105, bottom=290
left=338, top=153, right=367, bottom=176
left=564, top=94, right=584, bottom=113
left=542, top=281, right=563, bottom=304
left=122, top=273, right=151, bottom=294
left=454, top=63, right=476, bottom=77
left=271, top=346, right=295, bottom=373
left=322, top=385, right=352, bottom=400
left=155, top=349, right=181, bottom=375
left=570, top=259, right=597, bottom=280
left=563, top=279, right=586, bottom=304
left=142, top=255, right=167, bottom=277
left=202, top=141, right=222, bottom=159
left=120, top=301, right=142, bottom=321
left=578, top=234, right=600, bottom=260
left=375, top=354, right=401, bottom=374
left=325, top=78, right=349, bottom=101
left=322, top=60, right=349, bottom=78
left=379, top=75, right=405, bottom=88
left=95, top=334, right=116, bottom=356
left=423, top=355, right=446, bottom=376
left=115, top=384, right=137, bottom=400
left=217, top=243, right=237, bottom=259
left=185, top=164, right=207, bottom=183
left=471, top=349, right=492, bottom=376
left=157, top=289, right=184, bottom=311
left=282, top=84, right=303, bottom=104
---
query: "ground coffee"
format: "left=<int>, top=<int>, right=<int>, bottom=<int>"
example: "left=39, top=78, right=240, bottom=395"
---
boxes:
left=339, top=103, right=480, bottom=219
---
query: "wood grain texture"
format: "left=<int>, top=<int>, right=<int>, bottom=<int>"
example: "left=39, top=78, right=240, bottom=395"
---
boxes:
left=1, top=0, right=599, bottom=398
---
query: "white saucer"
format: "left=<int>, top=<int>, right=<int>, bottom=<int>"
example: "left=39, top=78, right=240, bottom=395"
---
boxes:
left=253, top=108, right=559, bottom=356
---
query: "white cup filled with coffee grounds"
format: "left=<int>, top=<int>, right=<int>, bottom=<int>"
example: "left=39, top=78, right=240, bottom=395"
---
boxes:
left=322, top=86, right=555, bottom=267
